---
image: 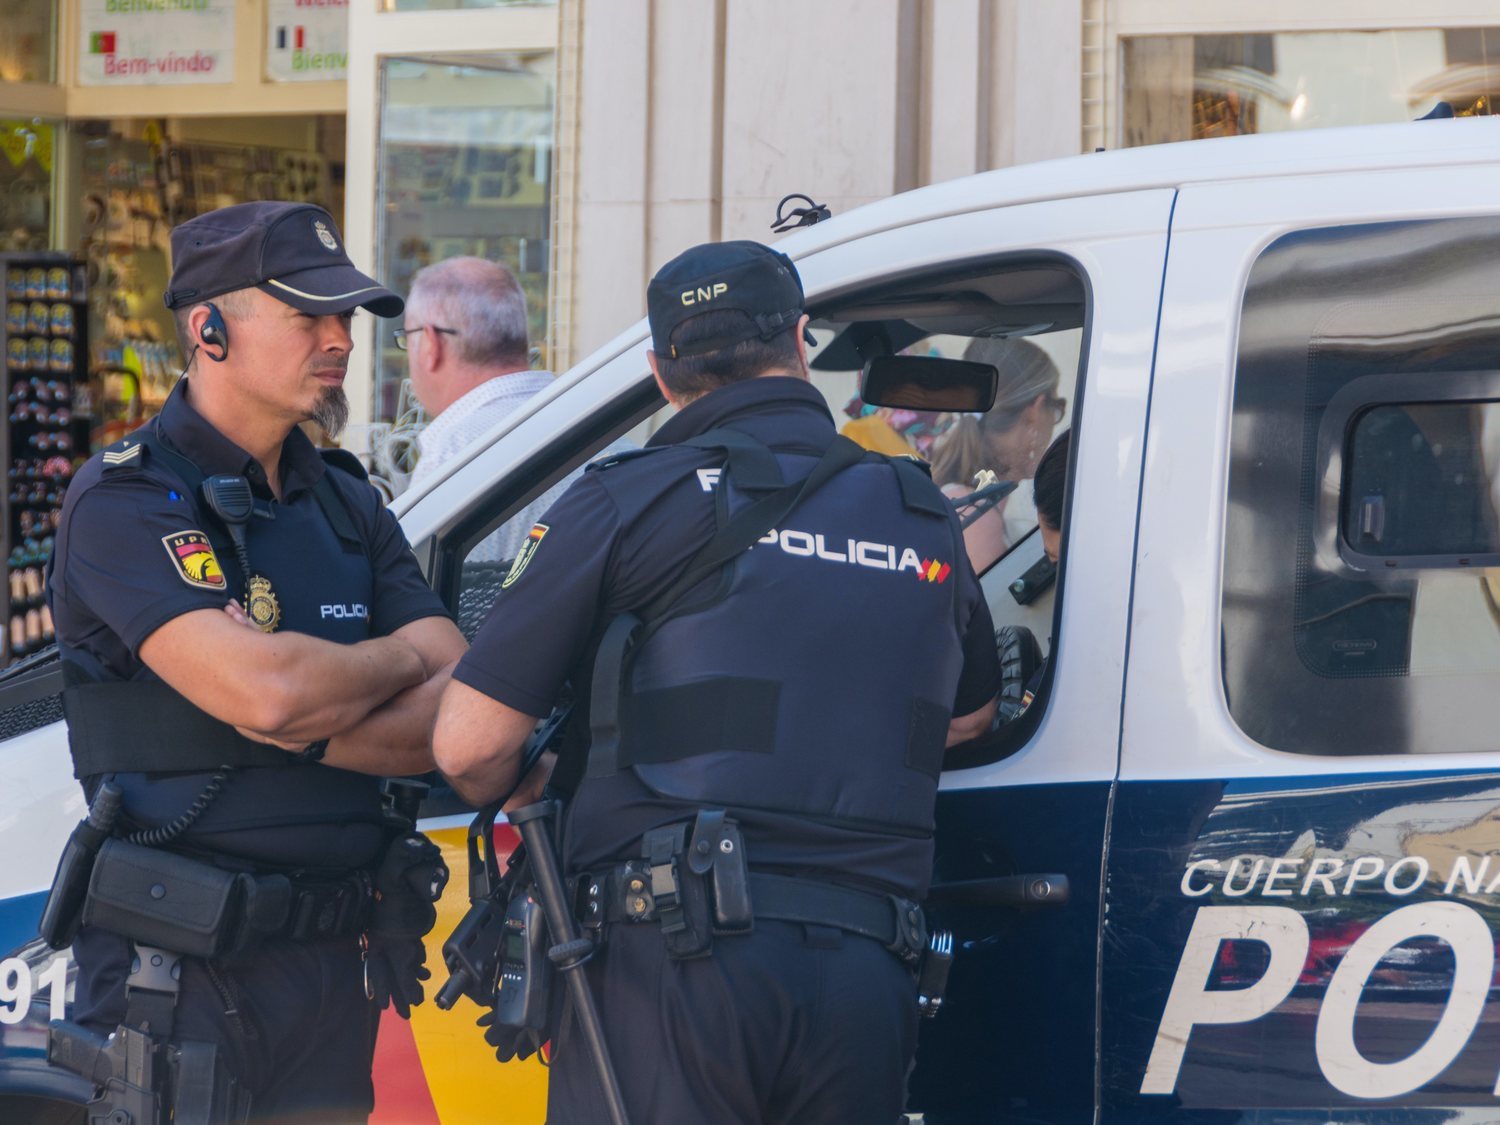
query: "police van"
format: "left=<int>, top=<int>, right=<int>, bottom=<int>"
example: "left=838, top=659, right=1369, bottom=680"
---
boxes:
left=1, top=116, right=1500, bottom=1122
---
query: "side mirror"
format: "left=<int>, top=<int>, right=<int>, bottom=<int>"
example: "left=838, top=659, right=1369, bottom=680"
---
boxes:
left=859, top=355, right=998, bottom=413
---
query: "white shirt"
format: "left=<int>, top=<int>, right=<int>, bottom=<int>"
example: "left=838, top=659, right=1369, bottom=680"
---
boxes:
left=410, top=370, right=564, bottom=563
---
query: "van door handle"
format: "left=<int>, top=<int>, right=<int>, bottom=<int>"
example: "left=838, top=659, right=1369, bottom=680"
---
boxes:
left=927, top=874, right=1070, bottom=907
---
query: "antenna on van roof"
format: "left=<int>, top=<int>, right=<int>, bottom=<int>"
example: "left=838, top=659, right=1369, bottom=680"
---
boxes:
left=772, top=193, right=831, bottom=233
left=1417, top=101, right=1456, bottom=120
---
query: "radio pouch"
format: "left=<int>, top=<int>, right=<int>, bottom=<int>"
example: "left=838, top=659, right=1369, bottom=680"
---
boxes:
left=642, top=824, right=713, bottom=960
left=82, top=839, right=244, bottom=960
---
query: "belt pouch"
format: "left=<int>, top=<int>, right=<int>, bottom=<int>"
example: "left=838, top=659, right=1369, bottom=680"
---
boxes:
left=81, top=839, right=243, bottom=959
left=710, top=822, right=752, bottom=934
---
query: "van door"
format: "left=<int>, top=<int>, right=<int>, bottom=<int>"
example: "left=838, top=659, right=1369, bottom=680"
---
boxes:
left=402, top=188, right=1173, bottom=1125
left=1109, top=165, right=1500, bottom=1119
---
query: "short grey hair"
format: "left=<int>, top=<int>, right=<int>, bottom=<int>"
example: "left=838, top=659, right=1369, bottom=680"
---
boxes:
left=407, top=256, right=530, bottom=369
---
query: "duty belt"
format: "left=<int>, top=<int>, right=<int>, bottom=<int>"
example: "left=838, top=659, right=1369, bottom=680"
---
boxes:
left=81, top=837, right=374, bottom=962
left=575, top=866, right=928, bottom=966
left=166, top=845, right=377, bottom=944
left=264, top=870, right=374, bottom=943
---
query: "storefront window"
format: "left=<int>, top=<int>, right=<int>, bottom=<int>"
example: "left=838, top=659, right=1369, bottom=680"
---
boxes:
left=375, top=53, right=554, bottom=438
left=74, top=117, right=345, bottom=449
left=0, top=0, right=56, bottom=85
left=1123, top=28, right=1500, bottom=147
left=0, top=120, right=55, bottom=253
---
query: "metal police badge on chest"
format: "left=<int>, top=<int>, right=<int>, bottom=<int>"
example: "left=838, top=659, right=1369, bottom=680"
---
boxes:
left=245, top=574, right=281, bottom=633
left=501, top=523, right=549, bottom=589
left=161, top=531, right=226, bottom=591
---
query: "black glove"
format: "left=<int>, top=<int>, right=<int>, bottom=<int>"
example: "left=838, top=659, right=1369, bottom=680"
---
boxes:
left=366, top=831, right=449, bottom=1019
left=475, top=1008, right=544, bottom=1064
left=365, top=936, right=432, bottom=1020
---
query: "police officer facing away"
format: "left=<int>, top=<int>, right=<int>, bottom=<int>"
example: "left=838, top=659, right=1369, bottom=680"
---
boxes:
left=432, top=241, right=1000, bottom=1124
left=46, top=202, right=466, bottom=1121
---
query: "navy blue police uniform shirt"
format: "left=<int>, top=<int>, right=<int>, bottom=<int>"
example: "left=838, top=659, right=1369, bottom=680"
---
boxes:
left=48, top=379, right=449, bottom=869
left=456, top=376, right=1001, bottom=899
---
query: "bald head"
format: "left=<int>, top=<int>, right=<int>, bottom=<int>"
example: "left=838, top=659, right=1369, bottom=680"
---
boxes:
left=408, top=257, right=530, bottom=370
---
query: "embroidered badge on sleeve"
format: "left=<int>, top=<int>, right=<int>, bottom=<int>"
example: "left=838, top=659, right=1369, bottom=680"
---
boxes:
left=162, top=531, right=227, bottom=591
left=501, top=523, right=549, bottom=589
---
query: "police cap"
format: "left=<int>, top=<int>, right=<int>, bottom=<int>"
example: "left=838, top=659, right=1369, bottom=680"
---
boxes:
left=648, top=240, right=808, bottom=359
left=163, top=201, right=403, bottom=318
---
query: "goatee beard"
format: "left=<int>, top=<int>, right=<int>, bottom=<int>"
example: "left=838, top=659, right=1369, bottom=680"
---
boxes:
left=313, top=386, right=350, bottom=438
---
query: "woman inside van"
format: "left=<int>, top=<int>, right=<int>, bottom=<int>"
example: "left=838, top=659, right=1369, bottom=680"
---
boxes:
left=932, top=336, right=1066, bottom=569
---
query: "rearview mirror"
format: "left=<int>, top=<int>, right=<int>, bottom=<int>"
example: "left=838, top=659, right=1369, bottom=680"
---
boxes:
left=859, top=355, right=998, bottom=413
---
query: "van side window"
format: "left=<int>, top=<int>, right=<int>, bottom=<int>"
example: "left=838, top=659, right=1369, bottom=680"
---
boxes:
left=1222, top=218, right=1500, bottom=755
left=803, top=257, right=1088, bottom=761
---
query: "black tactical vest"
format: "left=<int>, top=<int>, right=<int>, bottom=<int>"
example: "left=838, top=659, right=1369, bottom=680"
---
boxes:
left=58, top=421, right=389, bottom=868
left=592, top=436, right=967, bottom=837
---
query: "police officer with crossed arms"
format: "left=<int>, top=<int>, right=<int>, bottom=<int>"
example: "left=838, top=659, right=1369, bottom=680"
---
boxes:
left=433, top=240, right=1000, bottom=1124
left=45, top=202, right=466, bottom=1121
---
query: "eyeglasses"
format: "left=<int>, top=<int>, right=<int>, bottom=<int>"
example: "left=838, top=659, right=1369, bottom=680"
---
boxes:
left=393, top=324, right=458, bottom=351
left=1044, top=394, right=1067, bottom=424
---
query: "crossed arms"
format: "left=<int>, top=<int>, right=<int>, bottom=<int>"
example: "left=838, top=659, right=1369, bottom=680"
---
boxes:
left=139, top=606, right=467, bottom=776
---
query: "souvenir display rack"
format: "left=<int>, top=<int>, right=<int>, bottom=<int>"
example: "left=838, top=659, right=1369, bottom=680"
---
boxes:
left=1, top=253, right=89, bottom=666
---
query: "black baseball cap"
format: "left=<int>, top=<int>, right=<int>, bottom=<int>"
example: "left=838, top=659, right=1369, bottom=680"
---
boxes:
left=163, top=201, right=403, bottom=318
left=647, top=240, right=811, bottom=359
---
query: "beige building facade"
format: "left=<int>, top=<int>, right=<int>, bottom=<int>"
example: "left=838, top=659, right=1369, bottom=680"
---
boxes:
left=3, top=1, right=1498, bottom=479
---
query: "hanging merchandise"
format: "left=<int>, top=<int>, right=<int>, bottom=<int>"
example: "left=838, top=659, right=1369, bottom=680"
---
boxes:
left=0, top=119, right=54, bottom=255
left=78, top=131, right=179, bottom=446
left=1, top=252, right=88, bottom=666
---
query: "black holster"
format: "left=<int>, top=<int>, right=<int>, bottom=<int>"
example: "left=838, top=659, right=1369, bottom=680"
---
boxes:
left=49, top=940, right=252, bottom=1124
left=49, top=1019, right=250, bottom=1125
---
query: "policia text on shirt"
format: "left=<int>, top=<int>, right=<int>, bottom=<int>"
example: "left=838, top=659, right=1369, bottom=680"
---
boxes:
left=38, top=202, right=467, bottom=1124
left=432, top=241, right=1001, bottom=1125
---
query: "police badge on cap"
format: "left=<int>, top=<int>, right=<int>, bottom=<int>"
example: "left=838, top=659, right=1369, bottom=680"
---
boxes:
left=164, top=201, right=403, bottom=318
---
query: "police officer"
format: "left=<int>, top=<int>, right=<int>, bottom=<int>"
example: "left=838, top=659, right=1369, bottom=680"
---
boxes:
left=432, top=241, right=1000, bottom=1124
left=46, top=202, right=466, bottom=1121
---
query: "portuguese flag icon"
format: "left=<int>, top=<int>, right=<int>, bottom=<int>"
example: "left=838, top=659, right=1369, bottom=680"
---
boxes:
left=89, top=32, right=116, bottom=54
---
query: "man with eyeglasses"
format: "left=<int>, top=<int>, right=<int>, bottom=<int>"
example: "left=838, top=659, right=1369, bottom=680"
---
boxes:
left=400, top=257, right=563, bottom=562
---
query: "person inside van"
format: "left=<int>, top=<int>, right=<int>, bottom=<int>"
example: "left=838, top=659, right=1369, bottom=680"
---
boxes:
left=1035, top=429, right=1068, bottom=565
left=931, top=336, right=1065, bottom=569
left=1010, top=429, right=1069, bottom=719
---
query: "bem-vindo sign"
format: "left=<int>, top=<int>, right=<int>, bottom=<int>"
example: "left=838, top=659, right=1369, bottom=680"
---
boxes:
left=77, top=0, right=235, bottom=87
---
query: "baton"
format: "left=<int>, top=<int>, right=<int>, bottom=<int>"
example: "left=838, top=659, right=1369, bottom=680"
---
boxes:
left=509, top=799, right=631, bottom=1125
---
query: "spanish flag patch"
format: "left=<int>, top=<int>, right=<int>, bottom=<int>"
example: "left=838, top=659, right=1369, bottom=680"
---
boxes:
left=501, top=523, right=549, bottom=589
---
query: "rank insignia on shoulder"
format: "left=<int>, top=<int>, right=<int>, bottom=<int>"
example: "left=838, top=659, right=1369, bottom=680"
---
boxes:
left=102, top=442, right=145, bottom=470
left=501, top=523, right=549, bottom=589
left=162, top=530, right=226, bottom=590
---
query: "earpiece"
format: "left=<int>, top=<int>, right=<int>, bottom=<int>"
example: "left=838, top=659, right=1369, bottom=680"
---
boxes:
left=199, top=303, right=229, bottom=362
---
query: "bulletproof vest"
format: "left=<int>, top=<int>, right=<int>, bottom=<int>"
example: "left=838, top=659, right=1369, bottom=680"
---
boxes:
left=591, top=433, right=966, bottom=837
left=57, top=421, right=388, bottom=862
